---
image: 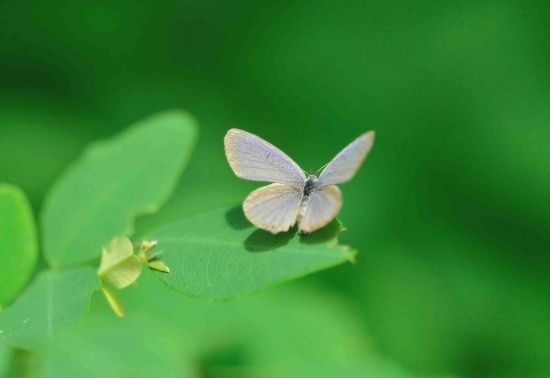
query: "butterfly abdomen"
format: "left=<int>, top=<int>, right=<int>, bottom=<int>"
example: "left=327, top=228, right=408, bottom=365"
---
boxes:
left=297, top=195, right=311, bottom=235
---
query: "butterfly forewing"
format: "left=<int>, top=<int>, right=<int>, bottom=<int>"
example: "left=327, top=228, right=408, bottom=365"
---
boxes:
left=317, top=131, right=375, bottom=187
left=298, top=185, right=342, bottom=233
left=243, top=183, right=304, bottom=234
left=225, top=129, right=307, bottom=187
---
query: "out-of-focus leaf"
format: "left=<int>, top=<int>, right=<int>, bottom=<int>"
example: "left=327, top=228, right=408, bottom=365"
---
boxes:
left=34, top=308, right=197, bottom=378
left=0, top=343, right=8, bottom=377
left=41, top=110, right=198, bottom=268
left=0, top=184, right=38, bottom=306
left=98, top=237, right=142, bottom=289
left=34, top=270, right=406, bottom=378
left=262, top=363, right=410, bottom=378
left=147, top=206, right=355, bottom=300
left=0, top=268, right=99, bottom=350
left=2, top=348, right=33, bottom=378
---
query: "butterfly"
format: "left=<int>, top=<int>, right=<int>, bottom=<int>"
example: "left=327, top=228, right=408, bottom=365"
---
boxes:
left=224, top=129, right=375, bottom=234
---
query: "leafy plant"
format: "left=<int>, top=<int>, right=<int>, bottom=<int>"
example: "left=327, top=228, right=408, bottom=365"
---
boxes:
left=0, top=110, right=356, bottom=352
left=0, top=268, right=98, bottom=350
left=41, top=110, right=197, bottom=268
left=97, top=237, right=143, bottom=290
left=0, top=184, right=37, bottom=307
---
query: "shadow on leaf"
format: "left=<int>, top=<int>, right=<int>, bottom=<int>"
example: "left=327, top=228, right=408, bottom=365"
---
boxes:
left=299, top=219, right=343, bottom=245
left=244, top=228, right=296, bottom=253
left=225, top=206, right=253, bottom=230
left=224, top=206, right=344, bottom=252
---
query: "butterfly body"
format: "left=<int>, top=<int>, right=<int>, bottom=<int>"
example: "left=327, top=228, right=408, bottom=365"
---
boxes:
left=295, top=175, right=319, bottom=235
left=225, top=129, right=374, bottom=234
left=302, top=175, right=318, bottom=196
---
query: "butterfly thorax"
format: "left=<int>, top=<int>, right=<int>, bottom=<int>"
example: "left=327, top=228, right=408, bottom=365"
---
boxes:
left=303, top=175, right=318, bottom=197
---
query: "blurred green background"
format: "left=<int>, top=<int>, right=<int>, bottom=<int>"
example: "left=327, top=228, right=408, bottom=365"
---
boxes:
left=1, top=1, right=549, bottom=377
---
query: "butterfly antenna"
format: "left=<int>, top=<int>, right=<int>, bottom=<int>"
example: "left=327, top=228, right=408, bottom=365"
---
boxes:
left=315, top=163, right=329, bottom=175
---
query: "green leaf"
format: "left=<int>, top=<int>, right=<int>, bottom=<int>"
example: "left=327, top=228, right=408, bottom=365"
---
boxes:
left=147, top=206, right=355, bottom=300
left=33, top=311, right=198, bottom=378
left=147, top=260, right=170, bottom=273
left=0, top=184, right=38, bottom=306
left=41, top=110, right=198, bottom=268
left=0, top=267, right=99, bottom=350
left=0, top=344, right=8, bottom=377
left=32, top=272, right=391, bottom=378
left=98, top=237, right=142, bottom=289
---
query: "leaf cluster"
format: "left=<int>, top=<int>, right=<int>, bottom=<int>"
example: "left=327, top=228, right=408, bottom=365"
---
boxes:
left=0, top=110, right=355, bottom=352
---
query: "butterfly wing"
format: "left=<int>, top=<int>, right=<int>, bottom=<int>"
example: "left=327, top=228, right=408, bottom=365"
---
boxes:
left=243, top=183, right=304, bottom=234
left=225, top=129, right=307, bottom=187
left=298, top=185, right=342, bottom=234
left=317, top=131, right=375, bottom=187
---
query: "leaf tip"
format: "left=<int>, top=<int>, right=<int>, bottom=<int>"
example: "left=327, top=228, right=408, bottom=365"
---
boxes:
left=101, top=286, right=125, bottom=318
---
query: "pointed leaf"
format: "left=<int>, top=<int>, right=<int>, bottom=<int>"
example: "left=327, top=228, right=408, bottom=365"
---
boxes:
left=0, top=184, right=38, bottom=306
left=147, top=206, right=356, bottom=300
left=42, top=110, right=198, bottom=268
left=148, top=260, right=170, bottom=273
left=98, top=237, right=142, bottom=289
left=100, top=286, right=125, bottom=318
left=0, top=267, right=99, bottom=350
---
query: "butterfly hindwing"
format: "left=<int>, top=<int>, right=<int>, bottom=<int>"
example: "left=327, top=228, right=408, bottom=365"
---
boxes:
left=298, top=185, right=342, bottom=234
left=243, top=183, right=304, bottom=234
